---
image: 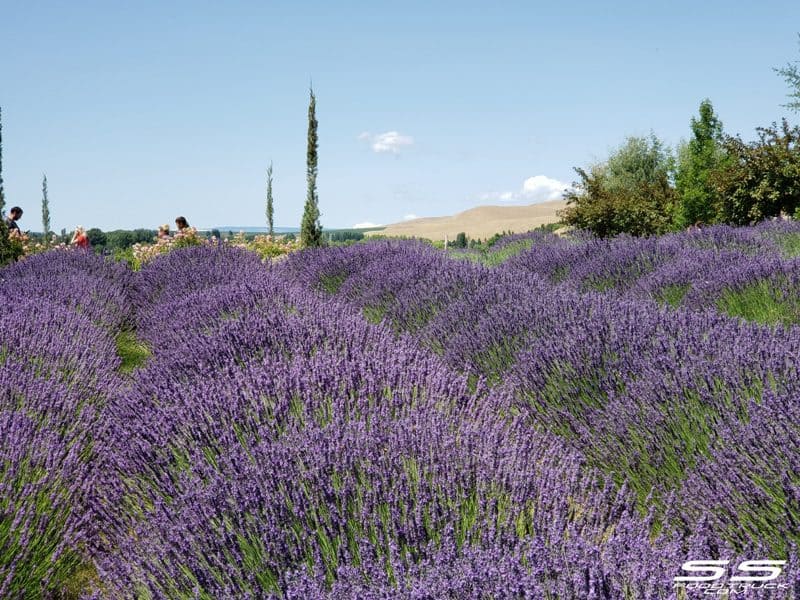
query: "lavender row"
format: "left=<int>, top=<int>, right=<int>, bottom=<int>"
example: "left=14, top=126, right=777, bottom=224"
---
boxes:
left=498, top=222, right=800, bottom=322
left=6, top=239, right=798, bottom=597
left=280, top=239, right=800, bottom=565
left=89, top=246, right=724, bottom=598
left=0, top=251, right=130, bottom=597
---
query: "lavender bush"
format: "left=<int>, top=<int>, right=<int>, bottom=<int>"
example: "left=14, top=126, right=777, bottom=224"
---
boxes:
left=0, top=252, right=127, bottom=597
left=92, top=253, right=685, bottom=598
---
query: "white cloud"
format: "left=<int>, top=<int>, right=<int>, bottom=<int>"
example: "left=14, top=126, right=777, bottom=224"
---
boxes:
left=521, top=175, right=568, bottom=202
left=485, top=175, right=569, bottom=204
left=358, top=131, right=414, bottom=154
left=403, top=213, right=419, bottom=221
left=352, top=221, right=383, bottom=229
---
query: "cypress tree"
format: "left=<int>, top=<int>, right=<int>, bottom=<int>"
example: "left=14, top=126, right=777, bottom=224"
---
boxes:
left=42, top=173, right=51, bottom=245
left=300, top=87, right=322, bottom=247
left=675, top=99, right=725, bottom=226
left=0, top=106, right=14, bottom=265
left=266, top=161, right=274, bottom=238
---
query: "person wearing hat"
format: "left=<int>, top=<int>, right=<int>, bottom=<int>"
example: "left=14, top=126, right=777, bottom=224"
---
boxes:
left=71, top=226, right=90, bottom=250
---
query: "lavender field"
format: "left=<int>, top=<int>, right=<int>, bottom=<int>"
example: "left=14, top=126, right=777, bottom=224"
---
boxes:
left=3, top=223, right=800, bottom=599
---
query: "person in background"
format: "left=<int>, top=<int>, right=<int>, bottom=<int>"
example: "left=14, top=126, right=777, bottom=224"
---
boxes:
left=5, top=206, right=23, bottom=231
left=158, top=224, right=170, bottom=239
left=175, top=216, right=189, bottom=232
left=71, top=226, right=90, bottom=250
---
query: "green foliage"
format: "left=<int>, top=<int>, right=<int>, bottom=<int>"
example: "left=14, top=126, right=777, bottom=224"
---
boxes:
left=561, top=134, right=677, bottom=237
left=775, top=34, right=800, bottom=112
left=112, top=247, right=140, bottom=270
left=712, top=120, right=800, bottom=224
left=266, top=161, right=274, bottom=237
left=173, top=230, right=203, bottom=249
left=87, top=229, right=158, bottom=254
left=774, top=232, right=800, bottom=257
left=301, top=87, right=323, bottom=247
left=236, top=235, right=298, bottom=261
left=105, top=229, right=158, bottom=250
left=484, top=227, right=558, bottom=248
left=452, top=239, right=534, bottom=267
left=452, top=232, right=468, bottom=249
left=485, top=232, right=509, bottom=247
left=0, top=464, right=84, bottom=598
left=534, top=222, right=562, bottom=234
left=86, top=228, right=107, bottom=248
left=319, top=272, right=347, bottom=294
left=717, top=279, right=800, bottom=326
left=655, top=283, right=690, bottom=308
left=326, top=230, right=364, bottom=243
left=115, top=331, right=151, bottom=373
left=675, top=99, right=726, bottom=226
left=41, top=174, right=51, bottom=244
left=0, top=220, right=23, bottom=265
left=362, top=304, right=386, bottom=325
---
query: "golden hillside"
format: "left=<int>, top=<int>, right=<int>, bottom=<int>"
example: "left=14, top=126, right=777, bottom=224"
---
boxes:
left=367, top=199, right=567, bottom=241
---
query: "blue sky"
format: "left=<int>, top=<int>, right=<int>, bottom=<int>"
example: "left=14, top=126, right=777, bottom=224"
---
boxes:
left=2, top=1, right=799, bottom=231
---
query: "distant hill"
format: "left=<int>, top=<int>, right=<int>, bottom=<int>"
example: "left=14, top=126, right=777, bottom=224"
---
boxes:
left=367, top=200, right=567, bottom=241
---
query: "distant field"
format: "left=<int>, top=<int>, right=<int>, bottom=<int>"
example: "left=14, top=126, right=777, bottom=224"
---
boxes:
left=367, top=199, right=566, bottom=241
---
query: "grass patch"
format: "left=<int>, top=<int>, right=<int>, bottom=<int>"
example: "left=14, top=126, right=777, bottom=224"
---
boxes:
left=774, top=232, right=800, bottom=257
left=450, top=240, right=534, bottom=267
left=363, top=304, right=387, bottom=325
left=717, top=280, right=800, bottom=326
left=583, top=276, right=617, bottom=293
left=655, top=283, right=690, bottom=308
left=319, top=273, right=347, bottom=294
left=482, top=240, right=534, bottom=266
left=115, top=331, right=151, bottom=373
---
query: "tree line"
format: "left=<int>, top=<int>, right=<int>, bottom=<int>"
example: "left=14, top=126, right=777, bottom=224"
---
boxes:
left=562, top=39, right=800, bottom=237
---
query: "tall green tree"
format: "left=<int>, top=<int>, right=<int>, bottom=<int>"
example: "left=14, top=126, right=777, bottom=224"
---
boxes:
left=675, top=99, right=726, bottom=226
left=41, top=173, right=51, bottom=244
left=712, top=119, right=800, bottom=224
left=561, top=133, right=677, bottom=237
left=266, top=161, right=274, bottom=237
left=0, top=106, right=16, bottom=265
left=775, top=34, right=800, bottom=112
left=301, top=87, right=322, bottom=247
